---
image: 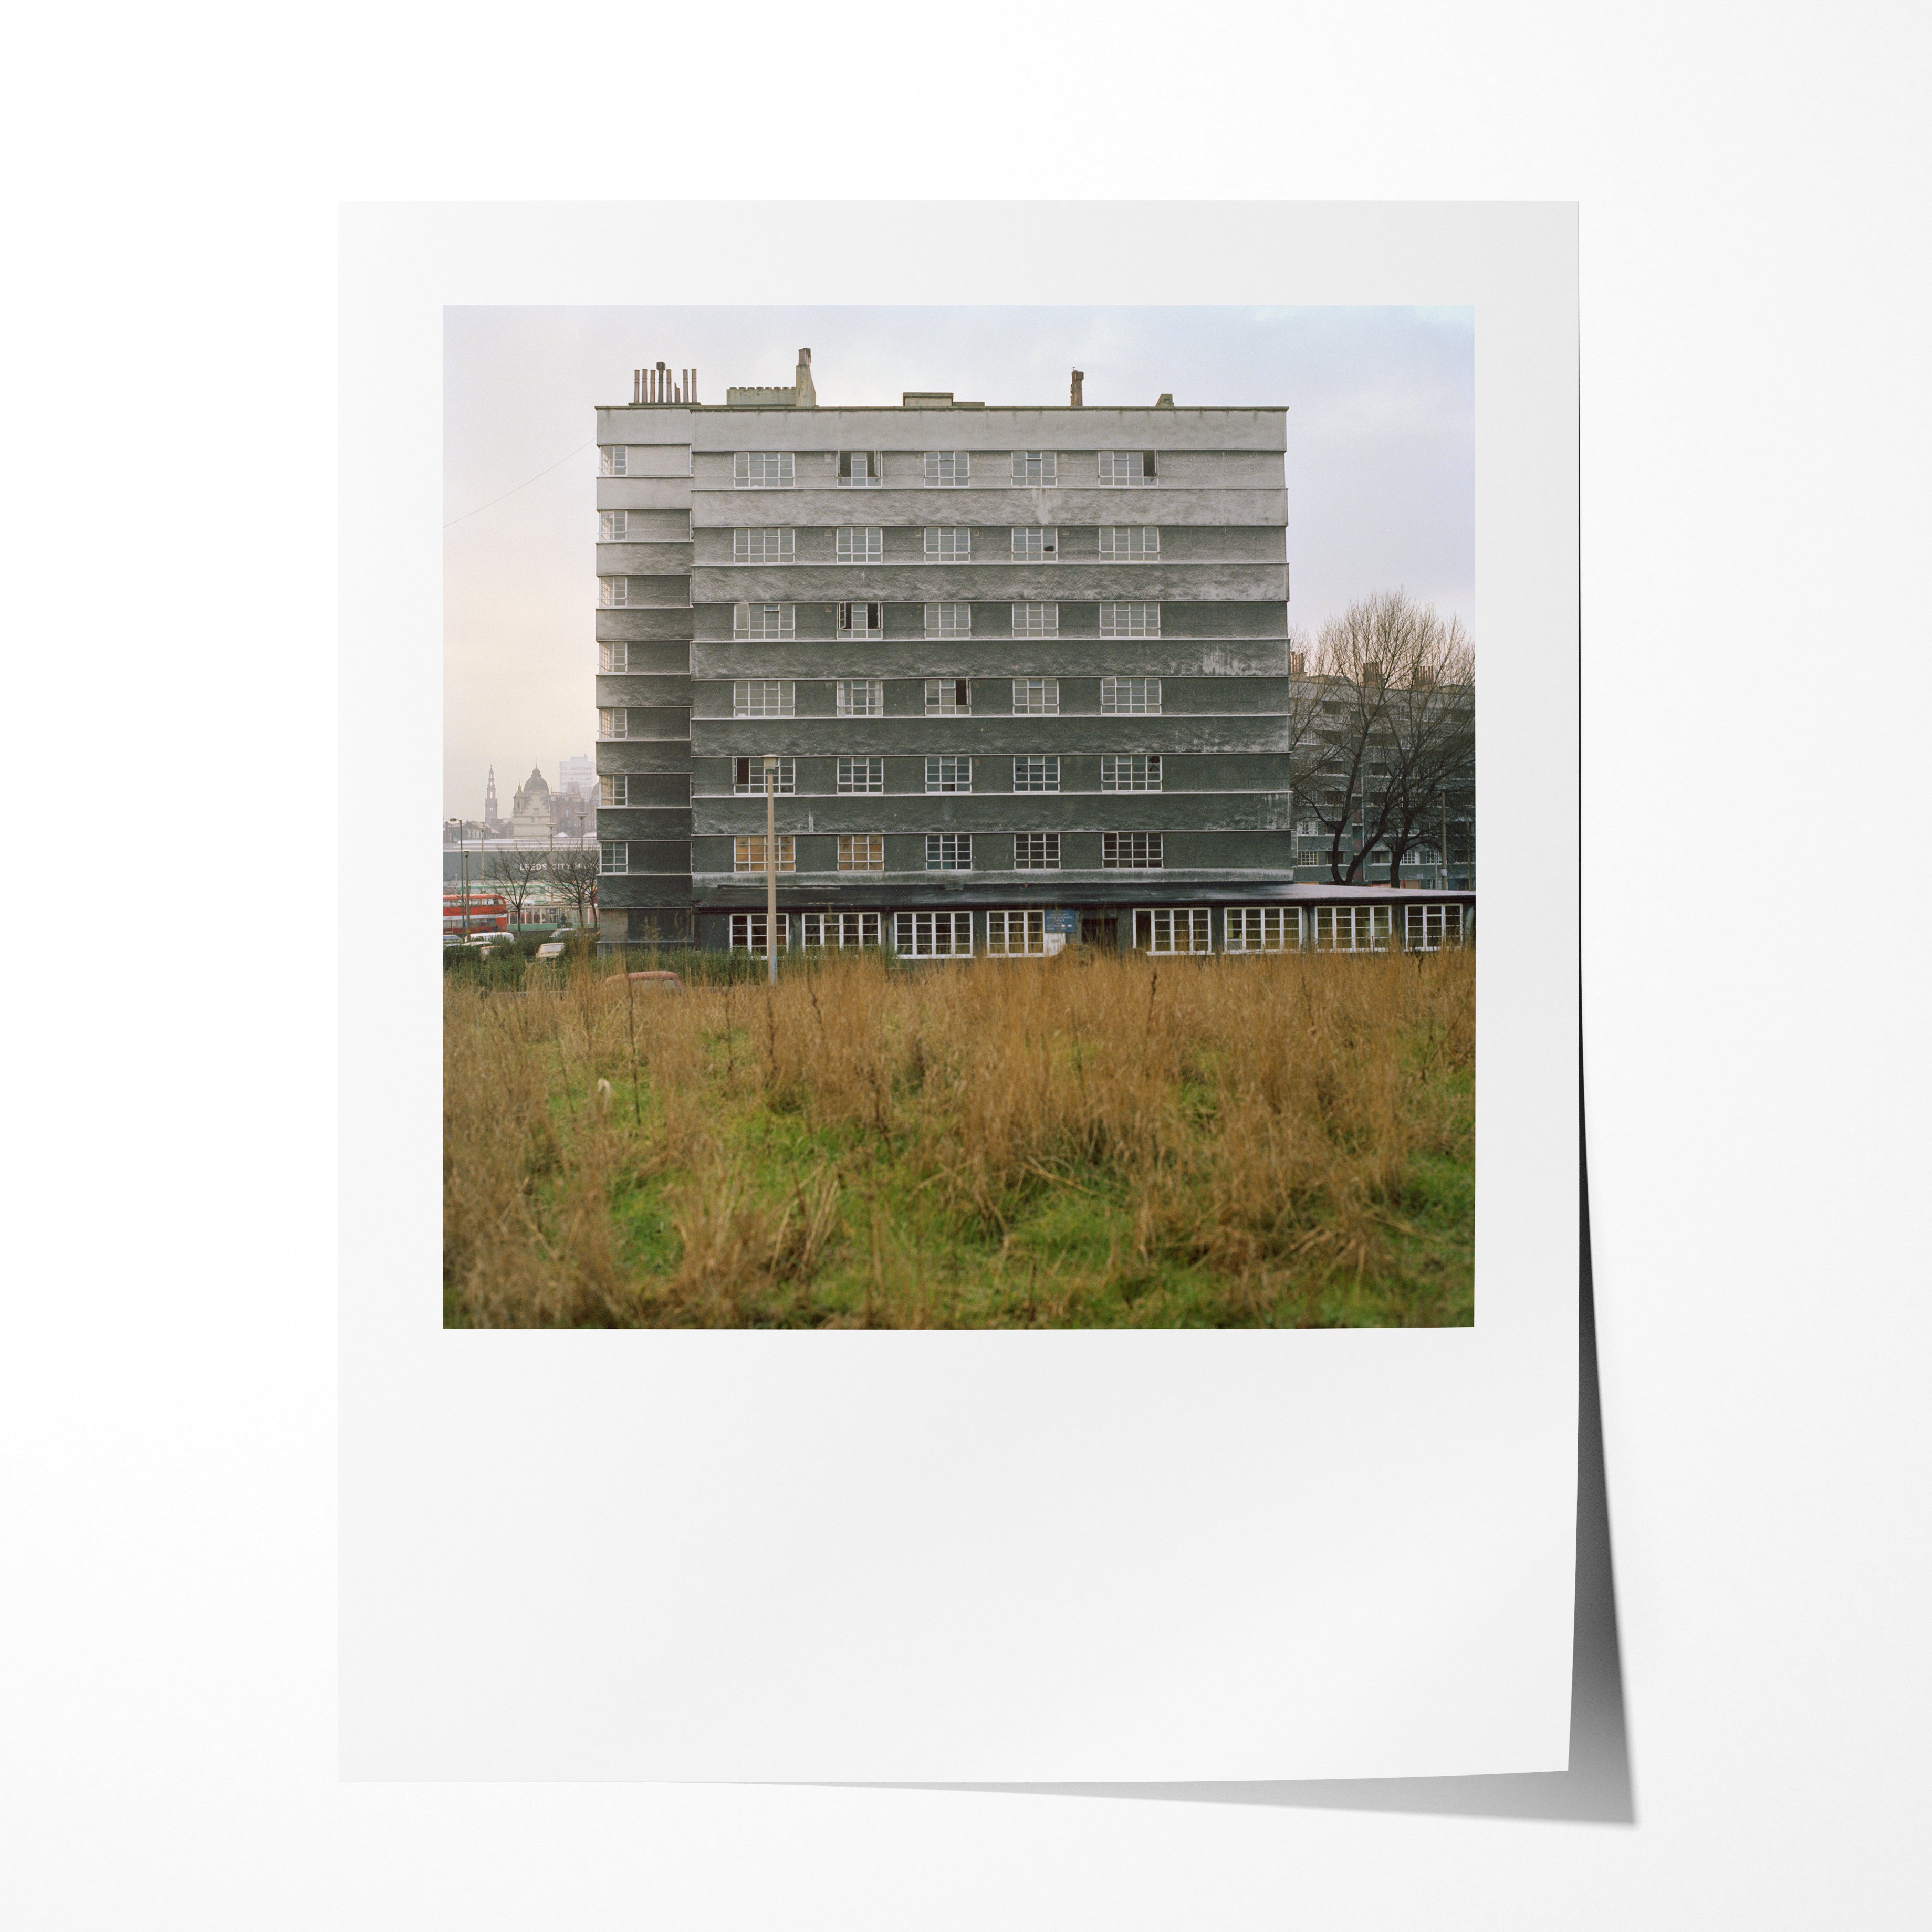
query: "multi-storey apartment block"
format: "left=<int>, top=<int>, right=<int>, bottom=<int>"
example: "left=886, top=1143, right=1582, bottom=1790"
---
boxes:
left=594, top=351, right=1471, bottom=957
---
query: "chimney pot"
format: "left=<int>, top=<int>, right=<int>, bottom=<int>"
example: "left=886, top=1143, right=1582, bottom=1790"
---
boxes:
left=1070, top=368, right=1084, bottom=406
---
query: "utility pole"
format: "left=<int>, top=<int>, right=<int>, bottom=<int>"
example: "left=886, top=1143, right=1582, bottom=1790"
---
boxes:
left=765, top=754, right=779, bottom=985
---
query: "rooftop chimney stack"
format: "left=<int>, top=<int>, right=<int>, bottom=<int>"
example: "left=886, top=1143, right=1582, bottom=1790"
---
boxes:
left=795, top=347, right=817, bottom=408
left=1070, top=368, right=1084, bottom=407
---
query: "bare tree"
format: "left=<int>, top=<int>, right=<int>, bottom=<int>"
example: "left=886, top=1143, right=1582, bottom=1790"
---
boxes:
left=486, top=845, right=552, bottom=928
left=548, top=843, right=602, bottom=930
left=1286, top=593, right=1475, bottom=885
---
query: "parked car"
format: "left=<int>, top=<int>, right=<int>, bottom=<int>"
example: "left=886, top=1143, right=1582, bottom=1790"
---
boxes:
left=534, top=941, right=567, bottom=962
left=625, top=970, right=682, bottom=993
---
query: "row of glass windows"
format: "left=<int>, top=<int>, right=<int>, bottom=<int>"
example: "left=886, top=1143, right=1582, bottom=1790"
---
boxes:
left=600, top=836, right=1167, bottom=874
left=691, top=526, right=1163, bottom=560
left=597, top=449, right=1163, bottom=486
left=719, top=601, right=1161, bottom=636
left=599, top=757, right=1163, bottom=805
left=597, top=680, right=1161, bottom=733
left=716, top=903, right=1466, bottom=958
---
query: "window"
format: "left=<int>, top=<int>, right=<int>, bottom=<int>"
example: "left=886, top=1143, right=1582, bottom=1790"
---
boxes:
left=734, top=451, right=795, bottom=489
left=599, top=840, right=629, bottom=874
left=729, top=912, right=790, bottom=952
left=1098, top=450, right=1157, bottom=486
left=837, top=600, right=884, bottom=636
left=925, top=756, right=971, bottom=793
left=987, top=910, right=1047, bottom=956
left=732, top=680, right=795, bottom=718
left=600, top=775, right=629, bottom=807
left=835, top=527, right=883, bottom=562
left=925, top=527, right=972, bottom=560
left=1012, top=755, right=1059, bottom=793
left=599, top=577, right=627, bottom=607
left=1404, top=903, right=1465, bottom=951
left=1104, top=832, right=1164, bottom=869
left=1101, top=675, right=1161, bottom=713
left=600, top=446, right=628, bottom=476
left=837, top=833, right=885, bottom=873
left=895, top=911, right=973, bottom=957
left=923, top=450, right=969, bottom=488
left=1011, top=603, right=1059, bottom=636
left=1296, top=837, right=1330, bottom=863
left=1099, top=603, right=1160, bottom=638
left=733, top=602, right=795, bottom=639
left=1226, top=907, right=1301, bottom=953
left=1134, top=907, right=1211, bottom=954
left=599, top=640, right=630, bottom=672
left=598, top=708, right=628, bottom=739
left=1014, top=832, right=1060, bottom=870
left=1011, top=677, right=1059, bottom=715
left=1010, top=526, right=1057, bottom=560
left=925, top=676, right=972, bottom=715
left=734, top=836, right=796, bottom=874
left=733, top=756, right=795, bottom=795
left=1011, top=451, right=1058, bottom=487
left=923, top=602, right=971, bottom=637
left=1098, top=526, right=1159, bottom=560
left=925, top=833, right=972, bottom=871
left=837, top=450, right=882, bottom=487
left=599, top=510, right=628, bottom=540
left=733, top=528, right=795, bottom=562
left=837, top=756, right=884, bottom=793
left=1101, top=753, right=1161, bottom=791
left=836, top=678, right=883, bottom=717
left=1312, top=905, right=1394, bottom=953
left=799, top=911, right=881, bottom=948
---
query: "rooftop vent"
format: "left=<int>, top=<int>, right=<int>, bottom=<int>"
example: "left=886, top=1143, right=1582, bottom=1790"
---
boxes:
left=1156, top=392, right=1174, bottom=407
left=902, top=391, right=954, bottom=408
left=632, top=363, right=696, bottom=404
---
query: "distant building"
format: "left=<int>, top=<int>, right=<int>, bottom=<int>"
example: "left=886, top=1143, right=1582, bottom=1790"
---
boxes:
left=509, top=765, right=555, bottom=840
left=484, top=765, right=502, bottom=830
left=557, top=754, right=596, bottom=799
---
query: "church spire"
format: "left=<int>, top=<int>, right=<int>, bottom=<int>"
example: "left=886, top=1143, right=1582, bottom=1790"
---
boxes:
left=484, top=765, right=498, bottom=824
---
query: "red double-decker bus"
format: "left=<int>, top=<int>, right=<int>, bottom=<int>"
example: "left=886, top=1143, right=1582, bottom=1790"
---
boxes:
left=443, top=890, right=510, bottom=937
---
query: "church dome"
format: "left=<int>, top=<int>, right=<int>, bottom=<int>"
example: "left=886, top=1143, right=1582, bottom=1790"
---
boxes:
left=521, top=766, right=550, bottom=796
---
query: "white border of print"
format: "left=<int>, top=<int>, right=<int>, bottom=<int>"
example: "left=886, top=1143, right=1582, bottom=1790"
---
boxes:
left=340, top=201, right=1576, bottom=1783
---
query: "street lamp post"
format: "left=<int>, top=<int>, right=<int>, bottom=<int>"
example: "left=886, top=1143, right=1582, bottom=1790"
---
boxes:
left=764, top=754, right=778, bottom=986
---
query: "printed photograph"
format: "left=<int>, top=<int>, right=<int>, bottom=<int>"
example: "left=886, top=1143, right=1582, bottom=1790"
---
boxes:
left=444, top=307, right=1475, bottom=1327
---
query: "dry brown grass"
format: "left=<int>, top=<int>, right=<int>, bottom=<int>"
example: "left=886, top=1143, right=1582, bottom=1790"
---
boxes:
left=443, top=943, right=1475, bottom=1328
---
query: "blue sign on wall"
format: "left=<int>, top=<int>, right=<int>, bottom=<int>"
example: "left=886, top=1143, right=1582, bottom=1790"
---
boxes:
left=1043, top=908, right=1078, bottom=933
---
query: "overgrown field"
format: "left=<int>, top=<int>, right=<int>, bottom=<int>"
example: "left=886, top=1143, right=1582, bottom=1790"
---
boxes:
left=443, top=945, right=1475, bottom=1328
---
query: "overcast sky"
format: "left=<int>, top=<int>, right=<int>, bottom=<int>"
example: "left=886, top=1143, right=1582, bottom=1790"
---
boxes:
left=443, top=306, right=1473, bottom=822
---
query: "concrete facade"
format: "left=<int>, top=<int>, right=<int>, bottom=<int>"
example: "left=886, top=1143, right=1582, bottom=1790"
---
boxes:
left=593, top=359, right=1468, bottom=954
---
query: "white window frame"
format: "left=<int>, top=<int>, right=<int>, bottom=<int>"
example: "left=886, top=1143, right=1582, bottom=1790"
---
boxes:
left=598, top=708, right=628, bottom=740
left=1100, top=753, right=1161, bottom=791
left=1012, top=755, right=1059, bottom=793
left=1098, top=525, right=1160, bottom=560
left=1011, top=677, right=1059, bottom=715
left=733, top=527, right=795, bottom=563
left=599, top=640, right=630, bottom=673
left=734, top=451, right=795, bottom=489
left=923, top=602, right=972, bottom=638
left=986, top=910, right=1047, bottom=956
left=1098, top=450, right=1157, bottom=487
left=733, top=602, right=795, bottom=639
left=599, top=840, right=629, bottom=874
left=1104, top=832, right=1164, bottom=870
left=598, top=577, right=627, bottom=607
left=1225, top=906, right=1302, bottom=954
left=924, top=676, right=972, bottom=716
left=1099, top=603, right=1160, bottom=639
left=1101, top=674, right=1162, bottom=713
left=1011, top=602, right=1059, bottom=636
left=733, top=836, right=797, bottom=875
left=729, top=912, right=791, bottom=952
left=1134, top=907, right=1212, bottom=954
left=836, top=678, right=884, bottom=717
left=1010, top=451, right=1058, bottom=488
left=1009, top=526, right=1058, bottom=561
left=924, top=526, right=972, bottom=561
left=799, top=911, right=882, bottom=948
left=1013, top=832, right=1061, bottom=871
left=1404, top=902, right=1465, bottom=951
left=732, top=756, right=796, bottom=796
left=925, top=833, right=972, bottom=872
left=732, top=680, right=795, bottom=718
left=834, top=526, right=884, bottom=562
left=924, top=755, right=972, bottom=794
left=836, top=450, right=882, bottom=488
left=923, top=450, right=969, bottom=488
left=599, top=774, right=629, bottom=807
left=837, top=756, right=885, bottom=793
left=837, top=833, right=886, bottom=874
left=837, top=600, right=884, bottom=636
left=895, top=910, right=974, bottom=958
left=599, top=509, right=628, bottom=541
left=600, top=446, right=628, bottom=476
left=1312, top=904, right=1394, bottom=953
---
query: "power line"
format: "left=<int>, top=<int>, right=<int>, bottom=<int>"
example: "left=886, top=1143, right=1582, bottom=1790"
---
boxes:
left=443, top=440, right=594, bottom=528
